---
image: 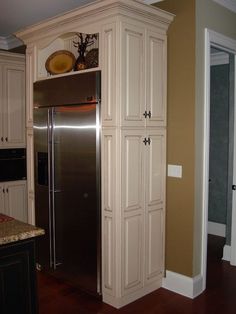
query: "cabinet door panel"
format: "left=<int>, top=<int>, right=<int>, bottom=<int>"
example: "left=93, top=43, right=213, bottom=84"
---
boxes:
left=101, top=23, right=117, bottom=126
left=103, top=215, right=114, bottom=292
left=122, top=131, right=144, bottom=212
left=0, top=67, right=3, bottom=145
left=146, top=32, right=166, bottom=127
left=121, top=23, right=145, bottom=127
left=6, top=181, right=27, bottom=222
left=3, top=65, right=25, bottom=146
left=0, top=184, right=5, bottom=214
left=123, top=214, right=143, bottom=293
left=145, top=208, right=164, bottom=282
left=146, top=130, right=166, bottom=208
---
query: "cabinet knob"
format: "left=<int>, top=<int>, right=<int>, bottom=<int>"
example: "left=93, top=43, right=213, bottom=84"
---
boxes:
left=143, top=111, right=148, bottom=118
left=5, top=137, right=8, bottom=142
left=6, top=188, right=8, bottom=193
left=143, top=111, right=152, bottom=119
left=143, top=137, right=151, bottom=146
left=3, top=188, right=5, bottom=193
left=1, top=137, right=3, bottom=142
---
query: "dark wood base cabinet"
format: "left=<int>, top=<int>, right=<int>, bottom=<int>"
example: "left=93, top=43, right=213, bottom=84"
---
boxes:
left=0, top=239, right=38, bottom=314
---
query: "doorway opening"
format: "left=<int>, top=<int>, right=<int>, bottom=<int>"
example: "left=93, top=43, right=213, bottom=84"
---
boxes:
left=207, top=47, right=234, bottom=284
left=202, top=29, right=236, bottom=291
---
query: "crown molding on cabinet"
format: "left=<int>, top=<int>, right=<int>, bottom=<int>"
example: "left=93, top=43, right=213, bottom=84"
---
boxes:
left=143, top=0, right=162, bottom=3
left=0, top=35, right=23, bottom=50
left=0, top=1, right=162, bottom=49
left=213, top=0, right=236, bottom=13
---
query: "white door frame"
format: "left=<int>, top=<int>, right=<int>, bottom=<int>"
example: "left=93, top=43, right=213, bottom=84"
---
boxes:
left=202, top=28, right=236, bottom=290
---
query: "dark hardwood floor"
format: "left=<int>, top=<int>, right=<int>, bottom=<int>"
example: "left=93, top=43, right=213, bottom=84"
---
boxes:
left=37, top=235, right=236, bottom=314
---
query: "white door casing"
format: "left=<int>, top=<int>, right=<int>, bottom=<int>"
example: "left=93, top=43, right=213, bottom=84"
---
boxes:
left=202, top=29, right=236, bottom=290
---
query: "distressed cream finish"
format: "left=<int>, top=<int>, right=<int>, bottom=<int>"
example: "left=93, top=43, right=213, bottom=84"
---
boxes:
left=16, top=0, right=173, bottom=308
left=0, top=181, right=27, bottom=223
left=0, top=52, right=25, bottom=148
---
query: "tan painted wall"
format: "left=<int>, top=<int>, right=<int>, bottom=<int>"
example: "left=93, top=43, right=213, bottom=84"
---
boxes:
left=155, top=0, right=236, bottom=278
left=154, top=0, right=196, bottom=277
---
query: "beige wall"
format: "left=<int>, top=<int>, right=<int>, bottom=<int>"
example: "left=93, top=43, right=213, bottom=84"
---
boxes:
left=155, top=0, right=196, bottom=277
left=155, top=0, right=236, bottom=278
left=194, top=0, right=236, bottom=275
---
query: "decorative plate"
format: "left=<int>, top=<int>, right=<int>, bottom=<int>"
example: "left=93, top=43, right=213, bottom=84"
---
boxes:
left=45, top=50, right=76, bottom=75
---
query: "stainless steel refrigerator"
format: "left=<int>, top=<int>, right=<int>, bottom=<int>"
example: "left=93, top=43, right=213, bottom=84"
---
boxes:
left=33, top=71, right=101, bottom=296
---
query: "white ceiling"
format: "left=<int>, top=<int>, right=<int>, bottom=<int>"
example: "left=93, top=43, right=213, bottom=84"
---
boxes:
left=0, top=0, right=159, bottom=37
left=0, top=0, right=96, bottom=38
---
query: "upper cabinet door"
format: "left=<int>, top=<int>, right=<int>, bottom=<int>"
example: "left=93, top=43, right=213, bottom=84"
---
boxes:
left=120, top=22, right=145, bottom=127
left=2, top=64, right=25, bottom=147
left=146, top=31, right=167, bottom=127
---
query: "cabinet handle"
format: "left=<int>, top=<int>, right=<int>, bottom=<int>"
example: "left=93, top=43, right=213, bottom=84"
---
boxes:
left=143, top=137, right=151, bottom=146
left=1, top=137, right=3, bottom=142
left=6, top=188, right=8, bottom=193
left=143, top=111, right=152, bottom=119
left=5, top=137, right=8, bottom=142
left=3, top=188, right=5, bottom=193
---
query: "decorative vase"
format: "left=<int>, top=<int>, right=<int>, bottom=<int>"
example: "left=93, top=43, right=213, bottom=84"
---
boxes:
left=74, top=53, right=86, bottom=71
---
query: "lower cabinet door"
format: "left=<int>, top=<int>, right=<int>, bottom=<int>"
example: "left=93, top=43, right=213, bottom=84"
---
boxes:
left=5, top=181, right=27, bottom=222
left=0, top=239, right=38, bottom=314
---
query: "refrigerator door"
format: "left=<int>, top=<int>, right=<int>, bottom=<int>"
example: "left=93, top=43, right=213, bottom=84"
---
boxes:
left=52, top=104, right=100, bottom=295
left=34, top=107, right=52, bottom=269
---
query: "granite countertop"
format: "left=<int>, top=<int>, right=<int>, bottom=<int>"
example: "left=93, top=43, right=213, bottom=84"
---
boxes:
left=0, top=213, right=45, bottom=246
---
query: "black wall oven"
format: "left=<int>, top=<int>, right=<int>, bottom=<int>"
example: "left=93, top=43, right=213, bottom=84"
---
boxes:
left=0, top=148, right=26, bottom=182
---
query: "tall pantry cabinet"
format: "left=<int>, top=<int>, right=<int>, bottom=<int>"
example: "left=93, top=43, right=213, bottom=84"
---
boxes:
left=16, top=0, right=173, bottom=308
left=0, top=52, right=27, bottom=223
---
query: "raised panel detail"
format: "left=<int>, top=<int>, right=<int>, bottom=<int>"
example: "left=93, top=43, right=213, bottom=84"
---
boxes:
left=123, top=214, right=143, bottom=291
left=122, top=132, right=144, bottom=212
left=4, top=66, right=25, bottom=145
left=121, top=23, right=145, bottom=126
left=0, top=185, right=5, bottom=214
left=146, top=208, right=163, bottom=280
left=146, top=130, right=165, bottom=207
left=146, top=32, right=166, bottom=127
left=103, top=134, right=114, bottom=212
left=102, top=24, right=116, bottom=125
left=6, top=181, right=27, bottom=222
left=103, top=215, right=113, bottom=291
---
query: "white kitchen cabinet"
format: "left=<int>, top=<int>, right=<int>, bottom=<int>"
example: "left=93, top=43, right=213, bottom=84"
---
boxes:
left=120, top=23, right=167, bottom=128
left=102, top=20, right=167, bottom=128
left=0, top=52, right=26, bottom=148
left=121, top=129, right=166, bottom=295
left=16, top=0, right=173, bottom=308
left=0, top=180, right=27, bottom=223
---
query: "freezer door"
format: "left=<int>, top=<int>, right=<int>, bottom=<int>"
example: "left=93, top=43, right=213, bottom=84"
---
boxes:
left=52, top=104, right=100, bottom=295
left=34, top=107, right=52, bottom=269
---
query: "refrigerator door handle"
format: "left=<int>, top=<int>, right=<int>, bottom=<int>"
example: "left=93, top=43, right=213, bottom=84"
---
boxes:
left=48, top=109, right=57, bottom=270
left=47, top=109, right=53, bottom=269
left=51, top=108, right=57, bottom=270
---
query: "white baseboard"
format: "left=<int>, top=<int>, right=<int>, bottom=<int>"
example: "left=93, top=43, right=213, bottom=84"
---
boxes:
left=162, top=270, right=204, bottom=299
left=208, top=221, right=226, bottom=237
left=222, top=244, right=231, bottom=261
